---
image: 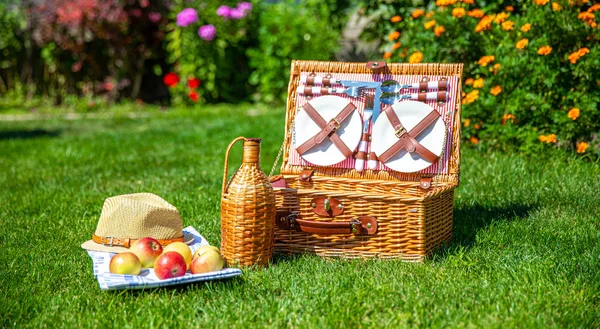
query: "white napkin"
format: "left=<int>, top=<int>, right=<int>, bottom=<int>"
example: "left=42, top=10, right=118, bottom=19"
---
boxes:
left=86, top=226, right=242, bottom=290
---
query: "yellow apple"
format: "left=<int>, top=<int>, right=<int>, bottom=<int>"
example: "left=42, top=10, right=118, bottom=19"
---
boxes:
left=109, top=252, right=142, bottom=275
left=190, top=249, right=224, bottom=274
left=163, top=242, right=192, bottom=270
left=192, top=245, right=220, bottom=260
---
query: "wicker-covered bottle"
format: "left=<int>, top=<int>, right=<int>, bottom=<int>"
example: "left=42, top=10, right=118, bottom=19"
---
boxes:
left=220, top=137, right=275, bottom=267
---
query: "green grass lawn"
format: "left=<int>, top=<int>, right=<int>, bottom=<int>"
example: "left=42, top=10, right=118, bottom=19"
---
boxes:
left=1, top=105, right=599, bottom=328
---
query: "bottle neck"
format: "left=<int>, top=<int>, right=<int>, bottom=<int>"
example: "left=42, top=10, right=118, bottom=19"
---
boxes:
left=242, top=139, right=261, bottom=164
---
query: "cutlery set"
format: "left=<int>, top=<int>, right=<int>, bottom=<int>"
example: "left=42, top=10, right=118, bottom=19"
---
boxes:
left=297, top=75, right=450, bottom=172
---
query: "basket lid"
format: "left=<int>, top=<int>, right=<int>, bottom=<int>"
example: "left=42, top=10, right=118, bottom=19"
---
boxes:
left=277, top=60, right=463, bottom=186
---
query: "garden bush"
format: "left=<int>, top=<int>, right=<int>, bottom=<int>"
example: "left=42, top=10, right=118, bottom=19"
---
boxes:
left=358, top=0, right=599, bottom=157
left=164, top=0, right=351, bottom=104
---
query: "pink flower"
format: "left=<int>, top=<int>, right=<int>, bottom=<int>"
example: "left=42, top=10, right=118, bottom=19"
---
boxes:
left=229, top=8, right=245, bottom=19
left=216, top=5, right=231, bottom=18
left=148, top=12, right=162, bottom=23
left=198, top=24, right=216, bottom=41
left=176, top=8, right=198, bottom=27
left=237, top=2, right=253, bottom=13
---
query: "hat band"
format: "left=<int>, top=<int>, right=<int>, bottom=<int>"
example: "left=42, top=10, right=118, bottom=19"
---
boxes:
left=92, top=234, right=184, bottom=248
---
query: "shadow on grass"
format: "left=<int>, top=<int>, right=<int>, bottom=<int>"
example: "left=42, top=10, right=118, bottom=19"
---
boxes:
left=431, top=203, right=537, bottom=261
left=0, top=129, right=61, bottom=140
left=115, top=275, right=246, bottom=296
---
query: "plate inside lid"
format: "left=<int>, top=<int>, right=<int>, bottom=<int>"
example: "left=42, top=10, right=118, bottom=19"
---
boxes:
left=371, top=101, right=446, bottom=173
left=293, top=95, right=362, bottom=166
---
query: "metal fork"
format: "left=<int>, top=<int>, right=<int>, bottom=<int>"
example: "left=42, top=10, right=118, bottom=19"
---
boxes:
left=355, top=95, right=374, bottom=172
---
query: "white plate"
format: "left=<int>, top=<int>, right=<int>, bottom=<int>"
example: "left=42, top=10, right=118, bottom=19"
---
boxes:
left=293, top=96, right=362, bottom=166
left=371, top=101, right=445, bottom=173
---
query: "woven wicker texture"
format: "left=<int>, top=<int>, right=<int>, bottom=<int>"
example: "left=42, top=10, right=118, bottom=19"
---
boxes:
left=272, top=61, right=463, bottom=261
left=94, top=193, right=183, bottom=240
left=221, top=138, right=276, bottom=267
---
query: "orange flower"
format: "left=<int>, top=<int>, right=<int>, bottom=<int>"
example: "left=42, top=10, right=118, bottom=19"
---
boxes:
left=408, top=51, right=424, bottom=63
left=436, top=0, right=457, bottom=6
left=475, top=15, right=494, bottom=32
left=502, top=21, right=514, bottom=30
left=388, top=31, right=401, bottom=41
left=521, top=23, right=531, bottom=32
left=392, top=42, right=401, bottom=50
left=474, top=123, right=481, bottom=130
left=452, top=7, right=466, bottom=18
left=463, top=90, right=479, bottom=104
left=589, top=4, right=600, bottom=12
left=468, top=9, right=485, bottom=18
left=546, top=134, right=557, bottom=143
left=465, top=78, right=474, bottom=85
left=501, top=113, right=516, bottom=124
left=568, top=108, right=580, bottom=120
left=424, top=20, right=437, bottom=29
left=516, top=38, right=529, bottom=49
left=434, top=25, right=446, bottom=37
left=576, top=142, right=589, bottom=153
left=577, top=12, right=596, bottom=27
left=539, top=135, right=548, bottom=143
left=391, top=15, right=402, bottom=23
left=473, top=78, right=485, bottom=88
left=552, top=2, right=562, bottom=10
left=494, top=12, right=509, bottom=24
left=462, top=0, right=474, bottom=4
left=490, top=85, right=502, bottom=96
left=534, top=0, right=549, bottom=5
left=412, top=9, right=425, bottom=18
left=463, top=118, right=471, bottom=127
left=568, top=48, right=590, bottom=64
left=478, top=55, right=495, bottom=66
left=383, top=52, right=392, bottom=59
left=470, top=136, right=479, bottom=145
left=426, top=11, right=435, bottom=18
left=505, top=5, right=514, bottom=11
left=491, top=63, right=501, bottom=75
left=538, top=46, right=552, bottom=55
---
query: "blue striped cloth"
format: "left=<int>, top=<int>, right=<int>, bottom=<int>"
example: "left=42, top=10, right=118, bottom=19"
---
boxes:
left=86, top=226, right=242, bottom=290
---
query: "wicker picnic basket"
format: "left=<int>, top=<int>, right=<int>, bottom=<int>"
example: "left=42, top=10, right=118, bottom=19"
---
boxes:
left=269, top=60, right=463, bottom=261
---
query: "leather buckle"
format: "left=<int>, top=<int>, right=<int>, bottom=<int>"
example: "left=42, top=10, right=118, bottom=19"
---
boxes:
left=330, top=118, right=340, bottom=130
left=102, top=236, right=114, bottom=246
left=395, top=127, right=407, bottom=138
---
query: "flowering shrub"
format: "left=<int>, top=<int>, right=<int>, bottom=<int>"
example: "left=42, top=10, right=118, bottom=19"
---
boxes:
left=165, top=0, right=350, bottom=104
left=359, top=0, right=600, bottom=157
left=28, top=0, right=170, bottom=102
left=165, top=1, right=258, bottom=104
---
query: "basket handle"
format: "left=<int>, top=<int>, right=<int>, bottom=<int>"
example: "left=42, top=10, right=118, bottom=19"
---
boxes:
left=276, top=212, right=378, bottom=235
left=222, top=136, right=246, bottom=196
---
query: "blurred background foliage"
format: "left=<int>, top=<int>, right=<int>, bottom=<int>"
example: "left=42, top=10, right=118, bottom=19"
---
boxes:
left=0, top=0, right=598, bottom=157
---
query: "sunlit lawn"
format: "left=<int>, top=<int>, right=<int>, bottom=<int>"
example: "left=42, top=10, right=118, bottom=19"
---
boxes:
left=1, top=104, right=599, bottom=328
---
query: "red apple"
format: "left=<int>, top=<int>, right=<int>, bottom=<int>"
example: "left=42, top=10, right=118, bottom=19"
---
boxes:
left=154, top=251, right=187, bottom=280
left=130, top=237, right=163, bottom=268
left=190, top=249, right=224, bottom=274
left=109, top=252, right=142, bottom=275
left=163, top=242, right=192, bottom=270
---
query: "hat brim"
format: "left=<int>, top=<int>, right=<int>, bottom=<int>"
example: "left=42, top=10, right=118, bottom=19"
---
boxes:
left=81, top=232, right=196, bottom=253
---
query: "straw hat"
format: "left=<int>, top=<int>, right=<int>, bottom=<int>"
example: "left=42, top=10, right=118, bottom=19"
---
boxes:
left=81, top=193, right=194, bottom=253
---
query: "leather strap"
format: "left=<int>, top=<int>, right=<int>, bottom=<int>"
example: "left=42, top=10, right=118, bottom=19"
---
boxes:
left=378, top=106, right=441, bottom=164
left=92, top=234, right=184, bottom=248
left=294, top=217, right=377, bottom=235
left=296, top=102, right=356, bottom=158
